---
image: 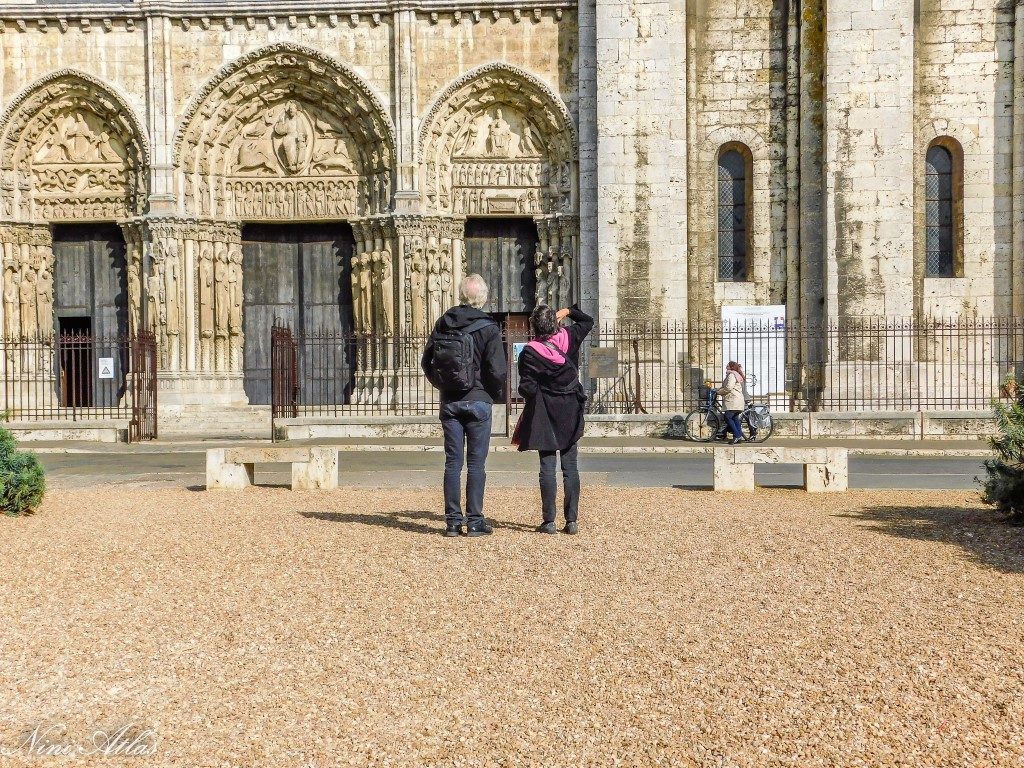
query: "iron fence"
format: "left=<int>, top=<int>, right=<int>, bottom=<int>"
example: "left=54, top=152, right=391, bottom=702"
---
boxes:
left=0, top=331, right=158, bottom=441
left=269, top=317, right=1024, bottom=428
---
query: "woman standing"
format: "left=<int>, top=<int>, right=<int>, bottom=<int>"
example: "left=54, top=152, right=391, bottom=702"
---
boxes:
left=720, top=361, right=747, bottom=444
left=515, top=304, right=594, bottom=534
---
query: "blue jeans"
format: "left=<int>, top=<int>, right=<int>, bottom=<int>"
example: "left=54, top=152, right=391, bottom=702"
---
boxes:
left=538, top=442, right=580, bottom=523
left=440, top=400, right=493, bottom=525
left=725, top=410, right=743, bottom=440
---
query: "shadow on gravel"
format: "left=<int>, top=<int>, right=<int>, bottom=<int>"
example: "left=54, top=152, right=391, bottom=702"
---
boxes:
left=842, top=505, right=1024, bottom=574
left=299, top=509, right=442, bottom=536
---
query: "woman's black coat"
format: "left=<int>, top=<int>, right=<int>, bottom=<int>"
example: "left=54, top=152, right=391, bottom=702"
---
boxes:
left=515, top=306, right=594, bottom=452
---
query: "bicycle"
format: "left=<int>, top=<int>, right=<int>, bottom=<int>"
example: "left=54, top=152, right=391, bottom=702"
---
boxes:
left=682, top=384, right=774, bottom=443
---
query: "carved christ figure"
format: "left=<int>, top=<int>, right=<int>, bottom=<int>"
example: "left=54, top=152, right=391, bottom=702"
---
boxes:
left=274, top=100, right=309, bottom=174
left=198, top=245, right=215, bottom=339
left=488, top=109, right=513, bottom=158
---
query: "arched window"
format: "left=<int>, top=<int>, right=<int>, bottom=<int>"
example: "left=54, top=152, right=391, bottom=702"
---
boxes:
left=717, top=145, right=751, bottom=281
left=924, top=139, right=963, bottom=278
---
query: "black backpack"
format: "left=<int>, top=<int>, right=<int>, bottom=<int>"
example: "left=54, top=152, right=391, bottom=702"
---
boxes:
left=429, top=318, right=494, bottom=392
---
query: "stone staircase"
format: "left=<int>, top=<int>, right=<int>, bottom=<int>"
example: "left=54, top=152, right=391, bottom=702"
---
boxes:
left=157, top=405, right=272, bottom=440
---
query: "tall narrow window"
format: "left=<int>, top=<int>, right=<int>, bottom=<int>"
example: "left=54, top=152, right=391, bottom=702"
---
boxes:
left=924, top=139, right=962, bottom=278
left=717, top=146, right=750, bottom=281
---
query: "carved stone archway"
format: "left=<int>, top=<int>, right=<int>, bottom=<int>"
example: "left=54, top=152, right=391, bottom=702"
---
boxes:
left=0, top=71, right=149, bottom=344
left=0, top=69, right=150, bottom=222
left=174, top=43, right=397, bottom=221
left=418, top=62, right=577, bottom=219
left=417, top=63, right=579, bottom=318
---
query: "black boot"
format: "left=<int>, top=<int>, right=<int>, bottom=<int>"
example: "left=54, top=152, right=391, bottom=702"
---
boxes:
left=536, top=521, right=557, bottom=534
left=443, top=523, right=463, bottom=538
left=562, top=521, right=578, bottom=535
left=466, top=519, right=493, bottom=537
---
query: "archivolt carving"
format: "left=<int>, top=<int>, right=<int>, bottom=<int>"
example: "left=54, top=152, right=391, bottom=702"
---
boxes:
left=174, top=44, right=397, bottom=220
left=419, top=63, right=577, bottom=217
left=0, top=70, right=149, bottom=221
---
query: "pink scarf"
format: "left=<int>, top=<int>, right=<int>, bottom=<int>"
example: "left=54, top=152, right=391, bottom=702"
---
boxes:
left=527, top=328, right=570, bottom=365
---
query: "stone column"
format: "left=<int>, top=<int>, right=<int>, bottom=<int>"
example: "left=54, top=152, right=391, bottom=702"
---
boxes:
left=392, top=9, right=419, bottom=211
left=139, top=217, right=245, bottom=405
left=1014, top=0, right=1024, bottom=319
left=825, top=0, right=915, bottom=323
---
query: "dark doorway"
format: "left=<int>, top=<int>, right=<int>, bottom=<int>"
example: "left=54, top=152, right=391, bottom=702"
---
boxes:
left=52, top=224, right=129, bottom=340
left=464, top=218, right=538, bottom=317
left=241, top=223, right=355, bottom=405
left=57, top=316, right=93, bottom=407
left=52, top=224, right=129, bottom=408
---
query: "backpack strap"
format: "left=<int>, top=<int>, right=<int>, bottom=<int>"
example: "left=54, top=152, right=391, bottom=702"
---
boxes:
left=461, top=318, right=494, bottom=336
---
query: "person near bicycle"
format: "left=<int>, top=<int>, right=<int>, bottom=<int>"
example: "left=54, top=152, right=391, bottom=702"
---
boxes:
left=720, top=361, right=747, bottom=444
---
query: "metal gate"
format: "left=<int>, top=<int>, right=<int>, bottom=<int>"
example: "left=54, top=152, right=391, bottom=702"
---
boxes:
left=128, top=330, right=158, bottom=442
left=270, top=324, right=298, bottom=440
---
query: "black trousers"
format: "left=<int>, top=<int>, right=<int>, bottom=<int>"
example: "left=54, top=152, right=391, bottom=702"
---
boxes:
left=538, top=442, right=580, bottom=523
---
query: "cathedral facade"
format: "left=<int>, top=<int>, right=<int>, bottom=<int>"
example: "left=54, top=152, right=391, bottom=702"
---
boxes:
left=0, top=0, right=1022, bottom=409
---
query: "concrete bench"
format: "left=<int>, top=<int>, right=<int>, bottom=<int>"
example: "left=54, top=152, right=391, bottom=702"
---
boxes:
left=206, top=447, right=338, bottom=490
left=713, top=446, right=849, bottom=492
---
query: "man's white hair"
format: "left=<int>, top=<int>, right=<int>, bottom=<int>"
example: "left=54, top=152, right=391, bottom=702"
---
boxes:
left=459, top=274, right=489, bottom=309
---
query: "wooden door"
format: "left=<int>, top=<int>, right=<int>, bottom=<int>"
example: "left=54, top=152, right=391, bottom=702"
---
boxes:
left=242, top=225, right=297, bottom=405
left=298, top=225, right=355, bottom=406
left=464, top=218, right=538, bottom=314
left=242, top=224, right=354, bottom=405
left=52, top=224, right=128, bottom=407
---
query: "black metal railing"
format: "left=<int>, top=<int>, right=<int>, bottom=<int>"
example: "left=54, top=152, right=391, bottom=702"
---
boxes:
left=269, top=317, right=1024, bottom=424
left=1, top=331, right=158, bottom=441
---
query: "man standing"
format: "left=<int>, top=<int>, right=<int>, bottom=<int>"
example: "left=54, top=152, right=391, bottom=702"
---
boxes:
left=422, top=274, right=506, bottom=537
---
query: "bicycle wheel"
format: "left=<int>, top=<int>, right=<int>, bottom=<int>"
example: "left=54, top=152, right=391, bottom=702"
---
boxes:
left=684, top=410, right=722, bottom=442
left=741, top=411, right=774, bottom=443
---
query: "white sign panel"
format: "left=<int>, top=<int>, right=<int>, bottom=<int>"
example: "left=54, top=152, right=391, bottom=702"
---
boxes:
left=720, top=305, right=786, bottom=400
left=98, top=357, right=114, bottom=380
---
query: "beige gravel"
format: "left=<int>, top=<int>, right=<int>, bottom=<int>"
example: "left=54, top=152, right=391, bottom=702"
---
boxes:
left=0, top=487, right=1022, bottom=767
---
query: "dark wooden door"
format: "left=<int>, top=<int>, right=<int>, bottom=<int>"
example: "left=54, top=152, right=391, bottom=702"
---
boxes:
left=52, top=224, right=128, bottom=340
left=464, top=218, right=537, bottom=314
left=51, top=224, right=128, bottom=408
left=242, top=224, right=354, bottom=405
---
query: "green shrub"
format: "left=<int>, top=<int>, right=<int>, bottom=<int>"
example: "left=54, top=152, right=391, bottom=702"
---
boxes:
left=981, top=389, right=1024, bottom=525
left=0, top=427, right=45, bottom=516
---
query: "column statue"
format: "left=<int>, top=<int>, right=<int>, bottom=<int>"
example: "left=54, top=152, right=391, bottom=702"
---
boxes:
left=350, top=253, right=362, bottom=334
left=19, top=267, right=37, bottom=338
left=227, top=244, right=243, bottom=339
left=427, top=251, right=442, bottom=328
left=3, top=268, right=19, bottom=338
left=214, top=245, right=230, bottom=339
left=358, top=251, right=373, bottom=334
left=198, top=243, right=215, bottom=340
left=377, top=248, right=394, bottom=336
left=36, top=262, right=53, bottom=337
left=409, top=252, right=426, bottom=336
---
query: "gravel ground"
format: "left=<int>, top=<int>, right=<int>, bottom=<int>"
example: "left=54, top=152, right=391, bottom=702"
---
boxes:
left=0, top=486, right=1022, bottom=767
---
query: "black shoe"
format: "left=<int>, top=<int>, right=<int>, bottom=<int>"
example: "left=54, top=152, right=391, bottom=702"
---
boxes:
left=536, top=521, right=557, bottom=534
left=466, top=520, right=493, bottom=537
left=562, top=521, right=579, bottom=535
left=729, top=438, right=741, bottom=445
left=443, top=524, right=463, bottom=538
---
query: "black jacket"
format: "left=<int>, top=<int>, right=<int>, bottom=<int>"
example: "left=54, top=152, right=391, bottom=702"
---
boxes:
left=515, top=306, right=595, bottom=452
left=421, top=305, right=507, bottom=405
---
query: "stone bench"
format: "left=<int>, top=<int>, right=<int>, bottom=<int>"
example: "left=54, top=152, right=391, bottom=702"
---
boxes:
left=206, top=447, right=338, bottom=490
left=713, top=446, right=849, bottom=492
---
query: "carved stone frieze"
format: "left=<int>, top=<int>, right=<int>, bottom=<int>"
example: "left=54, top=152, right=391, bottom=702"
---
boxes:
left=419, top=63, right=577, bottom=218
left=0, top=70, right=149, bottom=222
left=175, top=43, right=396, bottom=220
